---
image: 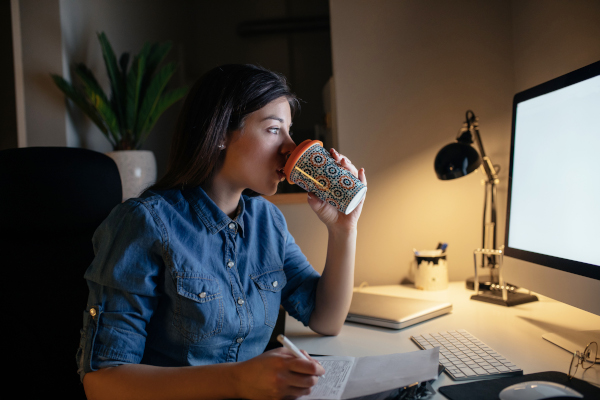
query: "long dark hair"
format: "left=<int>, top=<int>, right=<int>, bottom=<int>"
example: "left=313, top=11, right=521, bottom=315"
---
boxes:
left=148, top=64, right=300, bottom=192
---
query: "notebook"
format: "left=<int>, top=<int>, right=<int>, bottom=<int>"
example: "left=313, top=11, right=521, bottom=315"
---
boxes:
left=346, top=291, right=452, bottom=329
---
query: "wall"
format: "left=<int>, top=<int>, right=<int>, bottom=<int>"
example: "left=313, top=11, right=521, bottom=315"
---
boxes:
left=58, top=0, right=192, bottom=171
left=321, top=0, right=515, bottom=284
left=280, top=0, right=600, bottom=285
left=10, top=0, right=332, bottom=271
left=11, top=0, right=600, bottom=284
left=0, top=0, right=18, bottom=150
left=17, top=0, right=331, bottom=179
left=19, top=0, right=66, bottom=147
left=511, top=0, right=600, bottom=92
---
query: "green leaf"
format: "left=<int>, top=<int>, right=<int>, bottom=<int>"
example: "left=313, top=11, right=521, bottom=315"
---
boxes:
left=119, top=53, right=130, bottom=121
left=97, top=32, right=126, bottom=131
left=137, top=86, right=188, bottom=148
left=53, top=34, right=184, bottom=150
left=139, top=42, right=172, bottom=101
left=51, top=74, right=116, bottom=146
left=119, top=52, right=130, bottom=78
left=138, top=42, right=152, bottom=61
left=84, top=86, right=120, bottom=141
left=135, top=61, right=177, bottom=139
left=72, top=64, right=121, bottom=144
left=73, top=63, right=110, bottom=106
left=146, top=42, right=172, bottom=77
left=125, top=53, right=146, bottom=134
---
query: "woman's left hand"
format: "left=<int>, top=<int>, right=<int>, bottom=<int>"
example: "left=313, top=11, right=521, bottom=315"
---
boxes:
left=307, top=148, right=366, bottom=232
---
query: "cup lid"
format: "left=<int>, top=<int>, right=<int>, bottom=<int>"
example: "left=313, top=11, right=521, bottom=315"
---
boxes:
left=284, top=139, right=323, bottom=184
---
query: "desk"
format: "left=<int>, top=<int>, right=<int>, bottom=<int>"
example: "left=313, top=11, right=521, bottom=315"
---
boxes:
left=285, top=282, right=600, bottom=399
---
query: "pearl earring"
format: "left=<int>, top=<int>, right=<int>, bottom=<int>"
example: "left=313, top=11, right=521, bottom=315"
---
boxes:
left=218, top=144, right=225, bottom=150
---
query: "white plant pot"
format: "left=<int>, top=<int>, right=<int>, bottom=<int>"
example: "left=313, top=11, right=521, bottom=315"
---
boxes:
left=106, top=150, right=157, bottom=201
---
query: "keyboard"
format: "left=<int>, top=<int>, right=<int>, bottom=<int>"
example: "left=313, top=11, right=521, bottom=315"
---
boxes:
left=410, top=330, right=523, bottom=381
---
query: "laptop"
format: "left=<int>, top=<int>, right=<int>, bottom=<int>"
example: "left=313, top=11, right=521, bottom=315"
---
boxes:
left=346, top=291, right=452, bottom=329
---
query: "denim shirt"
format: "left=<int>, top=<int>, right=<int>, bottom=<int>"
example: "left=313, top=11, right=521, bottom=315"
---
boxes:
left=76, top=186, right=320, bottom=382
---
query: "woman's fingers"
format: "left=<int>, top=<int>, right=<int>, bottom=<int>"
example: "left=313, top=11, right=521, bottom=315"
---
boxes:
left=303, top=351, right=325, bottom=376
left=330, top=147, right=342, bottom=162
left=341, top=158, right=359, bottom=178
left=286, top=370, right=320, bottom=389
left=300, top=349, right=320, bottom=365
left=278, top=347, right=325, bottom=378
left=240, top=348, right=324, bottom=400
left=288, top=355, right=325, bottom=377
left=330, top=148, right=359, bottom=178
left=358, top=167, right=367, bottom=185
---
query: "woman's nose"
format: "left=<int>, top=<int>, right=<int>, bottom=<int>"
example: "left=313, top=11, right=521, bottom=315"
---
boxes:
left=282, top=135, right=296, bottom=155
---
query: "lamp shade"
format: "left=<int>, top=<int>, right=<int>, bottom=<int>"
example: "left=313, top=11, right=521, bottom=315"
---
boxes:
left=434, top=142, right=482, bottom=180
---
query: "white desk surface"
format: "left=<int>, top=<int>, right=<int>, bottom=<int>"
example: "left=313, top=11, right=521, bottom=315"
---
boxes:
left=284, top=282, right=600, bottom=399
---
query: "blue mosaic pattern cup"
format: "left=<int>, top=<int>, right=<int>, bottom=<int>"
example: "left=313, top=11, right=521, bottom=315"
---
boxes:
left=284, top=140, right=367, bottom=214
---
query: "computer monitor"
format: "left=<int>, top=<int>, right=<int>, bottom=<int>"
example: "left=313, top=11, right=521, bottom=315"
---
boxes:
left=502, top=61, right=600, bottom=328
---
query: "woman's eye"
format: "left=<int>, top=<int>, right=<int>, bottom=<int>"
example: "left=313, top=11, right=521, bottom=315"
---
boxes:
left=268, top=127, right=280, bottom=134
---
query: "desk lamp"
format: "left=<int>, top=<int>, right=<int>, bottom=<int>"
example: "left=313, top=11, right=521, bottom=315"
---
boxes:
left=434, top=110, right=537, bottom=306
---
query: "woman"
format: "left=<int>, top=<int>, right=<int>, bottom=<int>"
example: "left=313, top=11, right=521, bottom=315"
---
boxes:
left=78, top=64, right=366, bottom=400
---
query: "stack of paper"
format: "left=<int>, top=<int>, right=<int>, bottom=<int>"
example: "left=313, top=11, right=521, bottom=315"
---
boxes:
left=300, top=348, right=439, bottom=400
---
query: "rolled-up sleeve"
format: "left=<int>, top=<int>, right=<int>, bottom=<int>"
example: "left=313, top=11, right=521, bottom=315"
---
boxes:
left=280, top=230, right=321, bottom=325
left=268, top=204, right=320, bottom=326
left=76, top=200, right=165, bottom=382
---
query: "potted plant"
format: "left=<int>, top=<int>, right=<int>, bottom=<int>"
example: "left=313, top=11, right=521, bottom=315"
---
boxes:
left=52, top=32, right=188, bottom=200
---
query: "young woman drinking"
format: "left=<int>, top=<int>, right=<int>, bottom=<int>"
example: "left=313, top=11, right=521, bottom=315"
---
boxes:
left=78, top=64, right=366, bottom=400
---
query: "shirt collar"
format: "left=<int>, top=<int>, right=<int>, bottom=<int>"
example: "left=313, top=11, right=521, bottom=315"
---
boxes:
left=184, top=186, right=246, bottom=237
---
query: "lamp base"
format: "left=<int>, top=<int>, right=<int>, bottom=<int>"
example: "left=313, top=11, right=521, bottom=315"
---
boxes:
left=470, top=290, right=538, bottom=307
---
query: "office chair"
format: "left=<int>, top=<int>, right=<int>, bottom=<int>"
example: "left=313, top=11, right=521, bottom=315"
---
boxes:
left=0, top=147, right=122, bottom=398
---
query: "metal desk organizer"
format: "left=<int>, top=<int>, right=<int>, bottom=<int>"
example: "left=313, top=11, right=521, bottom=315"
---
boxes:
left=471, top=248, right=538, bottom=306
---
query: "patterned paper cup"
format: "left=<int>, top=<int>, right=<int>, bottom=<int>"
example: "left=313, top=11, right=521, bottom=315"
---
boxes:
left=284, top=139, right=367, bottom=214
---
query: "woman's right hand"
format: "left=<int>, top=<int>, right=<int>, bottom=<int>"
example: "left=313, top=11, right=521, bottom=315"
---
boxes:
left=233, top=347, right=325, bottom=400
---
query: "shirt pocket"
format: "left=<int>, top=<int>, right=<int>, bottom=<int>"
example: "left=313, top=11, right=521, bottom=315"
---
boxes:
left=173, top=273, right=224, bottom=343
left=251, top=268, right=287, bottom=328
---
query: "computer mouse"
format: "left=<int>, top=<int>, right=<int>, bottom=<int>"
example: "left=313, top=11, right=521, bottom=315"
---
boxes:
left=499, top=380, right=583, bottom=400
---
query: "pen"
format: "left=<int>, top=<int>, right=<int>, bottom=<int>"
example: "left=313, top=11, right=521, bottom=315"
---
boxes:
left=277, top=334, right=310, bottom=361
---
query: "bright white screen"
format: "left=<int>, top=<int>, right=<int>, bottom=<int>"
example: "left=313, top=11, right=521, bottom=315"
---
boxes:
left=509, top=75, right=600, bottom=266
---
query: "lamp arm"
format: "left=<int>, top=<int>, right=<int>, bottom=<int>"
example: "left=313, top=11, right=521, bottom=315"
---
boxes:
left=472, top=127, right=499, bottom=184
left=468, top=111, right=500, bottom=266
left=476, top=132, right=499, bottom=270
left=465, top=110, right=498, bottom=184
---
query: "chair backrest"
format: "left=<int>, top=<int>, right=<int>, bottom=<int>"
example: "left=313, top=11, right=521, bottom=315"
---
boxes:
left=0, top=147, right=121, bottom=397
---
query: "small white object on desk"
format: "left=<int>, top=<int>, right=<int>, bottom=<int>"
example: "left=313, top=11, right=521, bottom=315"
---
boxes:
left=413, top=249, right=449, bottom=291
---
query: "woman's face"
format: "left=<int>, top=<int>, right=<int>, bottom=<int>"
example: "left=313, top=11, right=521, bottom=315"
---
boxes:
left=219, top=96, right=296, bottom=196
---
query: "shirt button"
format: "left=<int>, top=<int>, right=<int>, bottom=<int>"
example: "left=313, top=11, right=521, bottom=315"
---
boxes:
left=227, top=261, right=234, bottom=268
left=272, top=281, right=278, bottom=288
left=199, top=292, right=207, bottom=298
left=237, top=337, right=244, bottom=344
left=228, top=222, right=236, bottom=230
left=89, top=308, right=97, bottom=317
left=237, top=298, right=244, bottom=305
